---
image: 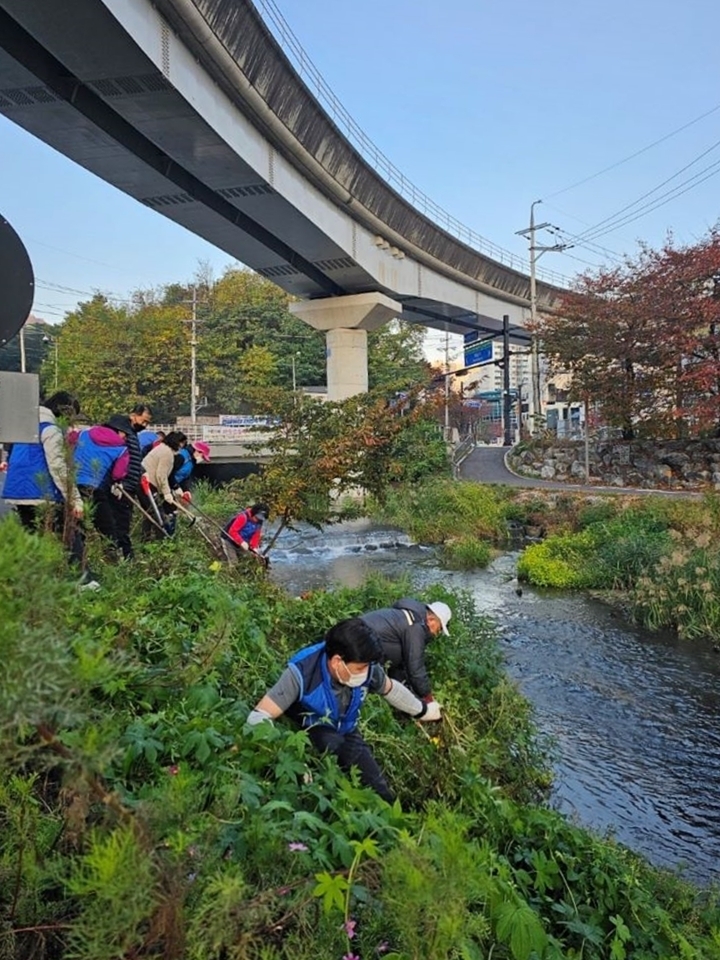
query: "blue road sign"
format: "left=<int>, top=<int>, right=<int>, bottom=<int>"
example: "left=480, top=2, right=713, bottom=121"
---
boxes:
left=464, top=340, right=493, bottom=367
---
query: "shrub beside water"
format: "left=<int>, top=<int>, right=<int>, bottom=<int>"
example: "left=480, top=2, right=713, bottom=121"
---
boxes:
left=440, top=535, right=493, bottom=570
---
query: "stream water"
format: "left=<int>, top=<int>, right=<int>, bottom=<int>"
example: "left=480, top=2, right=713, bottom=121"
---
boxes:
left=268, top=519, right=720, bottom=887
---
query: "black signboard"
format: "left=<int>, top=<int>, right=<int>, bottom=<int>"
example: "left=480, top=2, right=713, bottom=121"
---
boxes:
left=0, top=214, right=34, bottom=345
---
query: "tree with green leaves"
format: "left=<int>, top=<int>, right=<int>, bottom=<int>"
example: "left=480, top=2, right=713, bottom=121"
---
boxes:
left=44, top=295, right=189, bottom=422
left=235, top=387, right=448, bottom=544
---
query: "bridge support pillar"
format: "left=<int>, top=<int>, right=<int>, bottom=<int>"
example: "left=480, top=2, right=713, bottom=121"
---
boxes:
left=290, top=292, right=401, bottom=401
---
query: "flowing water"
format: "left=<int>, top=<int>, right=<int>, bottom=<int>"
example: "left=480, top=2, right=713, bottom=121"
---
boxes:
left=269, top=519, right=720, bottom=887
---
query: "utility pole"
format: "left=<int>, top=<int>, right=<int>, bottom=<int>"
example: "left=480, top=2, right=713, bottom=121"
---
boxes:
left=182, top=287, right=206, bottom=426
left=190, top=286, right=198, bottom=425
left=516, top=200, right=567, bottom=433
left=444, top=323, right=450, bottom=439
left=502, top=315, right=512, bottom=446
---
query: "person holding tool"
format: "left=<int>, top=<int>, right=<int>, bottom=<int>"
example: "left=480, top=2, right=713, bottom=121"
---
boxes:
left=139, top=430, right=187, bottom=538
left=221, top=502, right=270, bottom=566
left=246, top=617, right=442, bottom=802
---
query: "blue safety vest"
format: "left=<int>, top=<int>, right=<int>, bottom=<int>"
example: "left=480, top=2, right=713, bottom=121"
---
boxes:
left=2, top=420, right=62, bottom=502
left=73, top=431, right=126, bottom=489
left=172, top=447, right=193, bottom=485
left=287, top=641, right=368, bottom=734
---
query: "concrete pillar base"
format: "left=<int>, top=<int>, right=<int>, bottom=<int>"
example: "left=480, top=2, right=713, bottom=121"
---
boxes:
left=290, top=292, right=401, bottom=401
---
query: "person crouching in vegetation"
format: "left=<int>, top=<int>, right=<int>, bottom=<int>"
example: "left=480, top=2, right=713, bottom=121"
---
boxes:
left=362, top=597, right=452, bottom=703
left=246, top=618, right=442, bottom=802
left=221, top=502, right=269, bottom=566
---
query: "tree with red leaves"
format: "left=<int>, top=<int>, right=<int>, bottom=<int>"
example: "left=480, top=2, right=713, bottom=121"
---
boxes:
left=536, top=229, right=720, bottom=439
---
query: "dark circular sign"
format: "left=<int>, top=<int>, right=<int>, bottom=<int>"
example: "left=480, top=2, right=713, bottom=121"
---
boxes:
left=0, top=214, right=34, bottom=345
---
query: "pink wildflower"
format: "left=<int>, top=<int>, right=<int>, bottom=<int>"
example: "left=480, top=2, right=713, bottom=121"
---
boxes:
left=287, top=841, right=309, bottom=852
left=344, top=918, right=357, bottom=939
left=342, top=954, right=360, bottom=960
left=168, top=764, right=180, bottom=776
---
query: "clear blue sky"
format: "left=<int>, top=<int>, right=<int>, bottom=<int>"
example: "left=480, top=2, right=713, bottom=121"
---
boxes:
left=1, top=0, right=719, bottom=345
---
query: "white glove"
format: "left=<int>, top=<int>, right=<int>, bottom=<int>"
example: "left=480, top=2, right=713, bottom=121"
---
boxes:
left=239, top=540, right=250, bottom=551
left=419, top=700, right=442, bottom=722
left=111, top=483, right=123, bottom=499
left=246, top=708, right=273, bottom=726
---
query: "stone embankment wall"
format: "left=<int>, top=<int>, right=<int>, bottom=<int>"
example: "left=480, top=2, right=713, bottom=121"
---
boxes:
left=508, top=438, right=720, bottom=490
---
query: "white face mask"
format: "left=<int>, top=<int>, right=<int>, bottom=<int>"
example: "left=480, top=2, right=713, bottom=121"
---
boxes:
left=339, top=661, right=368, bottom=688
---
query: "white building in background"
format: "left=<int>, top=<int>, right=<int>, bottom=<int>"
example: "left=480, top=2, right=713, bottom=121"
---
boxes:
left=467, top=342, right=532, bottom=396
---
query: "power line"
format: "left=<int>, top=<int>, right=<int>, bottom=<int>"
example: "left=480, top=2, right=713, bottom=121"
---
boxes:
left=542, top=100, right=720, bottom=201
left=563, top=135, right=720, bottom=246
left=576, top=157, right=720, bottom=245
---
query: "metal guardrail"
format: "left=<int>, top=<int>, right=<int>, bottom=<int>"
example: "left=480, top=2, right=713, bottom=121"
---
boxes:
left=252, top=0, right=571, bottom=289
left=452, top=434, right=476, bottom=478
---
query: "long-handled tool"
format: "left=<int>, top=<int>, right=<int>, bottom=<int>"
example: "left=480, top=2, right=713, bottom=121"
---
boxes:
left=139, top=476, right=176, bottom=535
left=173, top=498, right=223, bottom=554
left=117, top=486, right=169, bottom=537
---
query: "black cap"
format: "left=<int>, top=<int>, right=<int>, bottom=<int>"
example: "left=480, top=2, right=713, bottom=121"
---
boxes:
left=105, top=414, right=134, bottom=436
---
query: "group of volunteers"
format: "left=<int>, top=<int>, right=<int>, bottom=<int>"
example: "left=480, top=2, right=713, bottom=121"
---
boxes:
left=248, top=597, right=452, bottom=802
left=0, top=391, right=267, bottom=588
left=2, top=390, right=452, bottom=799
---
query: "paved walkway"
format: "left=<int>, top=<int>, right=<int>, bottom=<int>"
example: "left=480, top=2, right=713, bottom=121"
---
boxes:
left=459, top=444, right=701, bottom=498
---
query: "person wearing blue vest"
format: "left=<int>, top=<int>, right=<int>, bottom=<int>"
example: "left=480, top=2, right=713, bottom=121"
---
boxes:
left=246, top=618, right=442, bottom=802
left=73, top=414, right=131, bottom=554
left=2, top=390, right=87, bottom=572
left=221, top=502, right=269, bottom=566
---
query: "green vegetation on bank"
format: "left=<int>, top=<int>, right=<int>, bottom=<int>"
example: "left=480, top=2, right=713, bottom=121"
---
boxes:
left=516, top=494, right=720, bottom=640
left=4, top=494, right=720, bottom=959
left=373, top=475, right=720, bottom=642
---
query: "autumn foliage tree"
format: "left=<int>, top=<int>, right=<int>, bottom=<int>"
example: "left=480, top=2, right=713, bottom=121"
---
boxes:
left=235, top=387, right=447, bottom=540
left=537, top=229, right=720, bottom=439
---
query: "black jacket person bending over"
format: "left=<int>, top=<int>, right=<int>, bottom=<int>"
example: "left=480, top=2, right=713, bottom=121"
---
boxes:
left=361, top=597, right=452, bottom=702
left=246, top=618, right=441, bottom=803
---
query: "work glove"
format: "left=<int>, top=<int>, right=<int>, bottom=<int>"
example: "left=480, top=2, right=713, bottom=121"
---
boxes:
left=418, top=701, right=442, bottom=722
left=162, top=500, right=177, bottom=515
left=246, top=708, right=274, bottom=726
left=181, top=490, right=192, bottom=503
left=111, top=483, right=123, bottom=500
left=422, top=693, right=435, bottom=704
left=239, top=540, right=250, bottom=552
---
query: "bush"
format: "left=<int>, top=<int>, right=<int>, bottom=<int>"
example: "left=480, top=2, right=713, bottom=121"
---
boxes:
left=440, top=536, right=493, bottom=570
left=374, top=478, right=510, bottom=544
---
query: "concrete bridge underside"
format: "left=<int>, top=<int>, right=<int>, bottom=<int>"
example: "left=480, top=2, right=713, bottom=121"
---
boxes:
left=0, top=0, right=564, bottom=395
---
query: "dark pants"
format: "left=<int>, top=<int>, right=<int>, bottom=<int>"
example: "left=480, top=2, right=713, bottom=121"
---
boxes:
left=110, top=495, right=134, bottom=559
left=306, top=725, right=395, bottom=803
left=79, top=486, right=121, bottom=552
left=16, top=503, right=85, bottom=568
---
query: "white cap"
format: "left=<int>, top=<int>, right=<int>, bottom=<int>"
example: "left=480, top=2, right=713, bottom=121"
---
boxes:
left=427, top=601, right=452, bottom=636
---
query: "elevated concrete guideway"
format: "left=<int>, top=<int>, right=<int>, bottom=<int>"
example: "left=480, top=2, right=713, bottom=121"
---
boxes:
left=0, top=0, right=564, bottom=396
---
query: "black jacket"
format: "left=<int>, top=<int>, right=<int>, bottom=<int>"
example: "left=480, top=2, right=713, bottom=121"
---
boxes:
left=122, top=428, right=143, bottom=495
left=361, top=597, right=432, bottom=698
